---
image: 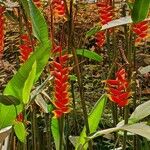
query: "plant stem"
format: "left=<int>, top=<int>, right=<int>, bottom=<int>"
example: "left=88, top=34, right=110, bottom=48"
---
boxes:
left=45, top=113, right=52, bottom=150
left=31, top=103, right=37, bottom=150
left=66, top=0, right=92, bottom=149
left=122, top=105, right=129, bottom=150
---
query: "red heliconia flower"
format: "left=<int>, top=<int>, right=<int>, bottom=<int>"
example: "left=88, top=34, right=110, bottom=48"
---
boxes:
left=104, top=68, right=131, bottom=107
left=19, top=34, right=35, bottom=62
left=51, top=0, right=65, bottom=16
left=0, top=6, right=5, bottom=58
left=16, top=113, right=24, bottom=122
left=33, top=0, right=42, bottom=8
left=95, top=1, right=113, bottom=47
left=132, top=21, right=149, bottom=45
left=51, top=46, right=71, bottom=118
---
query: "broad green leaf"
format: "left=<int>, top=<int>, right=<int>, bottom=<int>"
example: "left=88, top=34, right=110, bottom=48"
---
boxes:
left=86, top=25, right=101, bottom=37
left=76, top=49, right=103, bottom=62
left=75, top=94, right=107, bottom=149
left=14, top=122, right=26, bottom=143
left=0, top=43, right=50, bottom=129
left=0, top=95, right=20, bottom=106
left=131, top=0, right=150, bottom=23
left=87, top=123, right=150, bottom=141
left=129, top=100, right=150, bottom=123
left=0, top=0, right=51, bottom=129
left=28, top=0, right=49, bottom=43
left=22, top=61, right=36, bottom=104
left=51, top=118, right=60, bottom=150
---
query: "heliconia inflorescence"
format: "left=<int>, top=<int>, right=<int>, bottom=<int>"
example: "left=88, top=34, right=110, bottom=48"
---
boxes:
left=132, top=21, right=149, bottom=45
left=51, top=46, right=71, bottom=118
left=104, top=68, right=132, bottom=107
left=0, top=5, right=5, bottom=58
left=19, top=34, right=35, bottom=62
left=51, top=0, right=65, bottom=16
left=95, top=1, right=113, bottom=47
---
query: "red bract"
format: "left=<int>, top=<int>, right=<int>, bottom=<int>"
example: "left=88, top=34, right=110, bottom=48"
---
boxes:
left=16, top=113, right=24, bottom=122
left=0, top=6, right=5, bottom=58
left=132, top=21, right=149, bottom=45
left=104, top=68, right=131, bottom=107
left=52, top=46, right=70, bottom=118
left=19, top=34, right=34, bottom=62
left=51, top=0, right=65, bottom=16
left=95, top=2, right=113, bottom=47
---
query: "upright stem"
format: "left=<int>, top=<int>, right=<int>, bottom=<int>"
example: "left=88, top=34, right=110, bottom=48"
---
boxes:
left=31, top=104, right=37, bottom=150
left=122, top=105, right=129, bottom=150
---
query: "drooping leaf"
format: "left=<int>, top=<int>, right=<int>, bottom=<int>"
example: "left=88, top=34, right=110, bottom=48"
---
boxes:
left=87, top=123, right=150, bottom=141
left=86, top=25, right=101, bottom=37
left=121, top=123, right=150, bottom=140
left=131, top=0, right=150, bottom=23
left=28, top=0, right=49, bottom=43
left=14, top=122, right=26, bottom=143
left=51, top=118, right=60, bottom=150
left=76, top=49, right=103, bottom=62
left=0, top=95, right=20, bottom=106
left=129, top=100, right=150, bottom=123
left=22, top=61, right=36, bottom=104
left=75, top=94, right=107, bottom=149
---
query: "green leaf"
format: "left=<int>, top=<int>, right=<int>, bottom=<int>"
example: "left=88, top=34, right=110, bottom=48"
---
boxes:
left=87, top=123, right=150, bottom=141
left=131, top=0, right=150, bottom=23
left=76, top=49, right=103, bottom=62
left=86, top=25, right=101, bottom=37
left=28, top=0, right=49, bottom=43
left=69, top=75, right=78, bottom=81
left=51, top=118, right=60, bottom=150
left=0, top=95, right=20, bottom=106
left=129, top=100, right=150, bottom=123
left=14, top=122, right=26, bottom=143
left=0, top=44, right=50, bottom=129
left=22, top=61, right=36, bottom=104
left=0, top=0, right=51, bottom=129
left=75, top=94, right=107, bottom=149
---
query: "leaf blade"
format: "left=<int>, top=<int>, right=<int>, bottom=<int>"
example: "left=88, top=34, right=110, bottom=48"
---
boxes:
left=76, top=49, right=103, bottom=62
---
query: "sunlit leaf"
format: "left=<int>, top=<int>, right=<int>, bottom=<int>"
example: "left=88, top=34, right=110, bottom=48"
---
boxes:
left=14, top=122, right=26, bottom=143
left=75, top=95, right=107, bottom=149
left=22, top=61, right=36, bottom=104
